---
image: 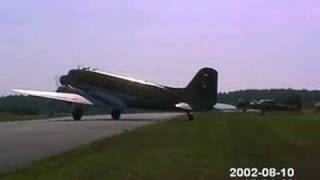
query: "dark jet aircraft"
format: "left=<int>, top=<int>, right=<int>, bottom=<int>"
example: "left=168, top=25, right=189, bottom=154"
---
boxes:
left=237, top=99, right=302, bottom=114
left=13, top=67, right=218, bottom=120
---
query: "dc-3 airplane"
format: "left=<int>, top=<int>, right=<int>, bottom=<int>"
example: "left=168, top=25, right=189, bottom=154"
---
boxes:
left=13, top=67, right=218, bottom=120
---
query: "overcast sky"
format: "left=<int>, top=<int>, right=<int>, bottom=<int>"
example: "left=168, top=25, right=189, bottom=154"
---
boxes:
left=0, top=0, right=319, bottom=95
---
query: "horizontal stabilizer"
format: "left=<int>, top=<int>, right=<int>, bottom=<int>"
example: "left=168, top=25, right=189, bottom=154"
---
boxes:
left=175, top=102, right=192, bottom=111
left=12, top=89, right=93, bottom=105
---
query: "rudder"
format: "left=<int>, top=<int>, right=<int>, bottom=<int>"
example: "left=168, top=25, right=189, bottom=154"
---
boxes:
left=185, top=68, right=218, bottom=110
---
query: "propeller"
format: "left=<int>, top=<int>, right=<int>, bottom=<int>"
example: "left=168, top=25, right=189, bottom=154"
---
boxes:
left=50, top=74, right=71, bottom=113
left=55, top=75, right=61, bottom=88
left=55, top=75, right=69, bottom=92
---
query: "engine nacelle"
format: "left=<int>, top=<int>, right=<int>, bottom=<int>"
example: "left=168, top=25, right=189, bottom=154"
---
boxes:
left=59, top=75, right=69, bottom=86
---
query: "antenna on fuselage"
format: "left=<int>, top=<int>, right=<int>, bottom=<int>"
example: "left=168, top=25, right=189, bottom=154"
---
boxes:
left=76, top=65, right=97, bottom=71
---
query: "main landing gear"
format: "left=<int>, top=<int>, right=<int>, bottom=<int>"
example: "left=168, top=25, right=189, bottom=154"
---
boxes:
left=72, top=107, right=84, bottom=120
left=111, top=109, right=121, bottom=120
left=72, top=107, right=122, bottom=121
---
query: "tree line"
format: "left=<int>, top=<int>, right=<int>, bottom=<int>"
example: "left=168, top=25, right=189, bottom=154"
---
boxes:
left=218, top=89, right=320, bottom=108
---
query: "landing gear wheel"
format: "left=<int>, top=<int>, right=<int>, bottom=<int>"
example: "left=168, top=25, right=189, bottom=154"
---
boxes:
left=187, top=112, right=194, bottom=121
left=111, top=109, right=121, bottom=120
left=72, top=108, right=83, bottom=120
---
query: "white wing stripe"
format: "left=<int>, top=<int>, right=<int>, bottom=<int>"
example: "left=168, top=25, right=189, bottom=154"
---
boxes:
left=12, top=89, right=93, bottom=105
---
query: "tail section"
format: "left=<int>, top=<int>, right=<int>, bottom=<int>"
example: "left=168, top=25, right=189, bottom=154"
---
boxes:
left=185, top=68, right=218, bottom=110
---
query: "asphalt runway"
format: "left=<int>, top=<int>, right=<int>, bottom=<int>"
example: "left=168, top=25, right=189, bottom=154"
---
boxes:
left=0, top=112, right=182, bottom=173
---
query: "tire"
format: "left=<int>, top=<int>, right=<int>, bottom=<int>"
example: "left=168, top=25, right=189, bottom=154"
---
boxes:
left=72, top=108, right=83, bottom=120
left=111, top=109, right=121, bottom=120
left=188, top=114, right=194, bottom=121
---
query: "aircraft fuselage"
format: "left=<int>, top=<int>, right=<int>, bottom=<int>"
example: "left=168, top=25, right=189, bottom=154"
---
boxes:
left=65, top=68, right=217, bottom=112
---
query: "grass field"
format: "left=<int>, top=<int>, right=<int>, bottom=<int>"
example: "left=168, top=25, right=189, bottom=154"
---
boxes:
left=1, top=112, right=319, bottom=180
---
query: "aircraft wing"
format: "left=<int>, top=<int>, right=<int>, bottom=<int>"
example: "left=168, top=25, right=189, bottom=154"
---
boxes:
left=12, top=89, right=94, bottom=105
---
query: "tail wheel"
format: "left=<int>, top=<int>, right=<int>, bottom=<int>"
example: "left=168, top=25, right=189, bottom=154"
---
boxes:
left=187, top=111, right=194, bottom=121
left=188, top=114, right=194, bottom=121
left=111, top=109, right=121, bottom=120
left=72, top=108, right=83, bottom=120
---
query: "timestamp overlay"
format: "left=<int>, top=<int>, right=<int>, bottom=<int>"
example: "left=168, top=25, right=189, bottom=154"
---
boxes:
left=229, top=168, right=295, bottom=180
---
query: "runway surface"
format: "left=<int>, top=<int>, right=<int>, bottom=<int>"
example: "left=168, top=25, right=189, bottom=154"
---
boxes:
left=0, top=112, right=182, bottom=173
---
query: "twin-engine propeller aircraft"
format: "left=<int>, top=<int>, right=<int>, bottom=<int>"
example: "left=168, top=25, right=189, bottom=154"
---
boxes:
left=13, top=67, right=218, bottom=120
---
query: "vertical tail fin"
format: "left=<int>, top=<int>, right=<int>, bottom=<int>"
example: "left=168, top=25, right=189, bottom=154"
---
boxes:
left=185, top=68, right=218, bottom=110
